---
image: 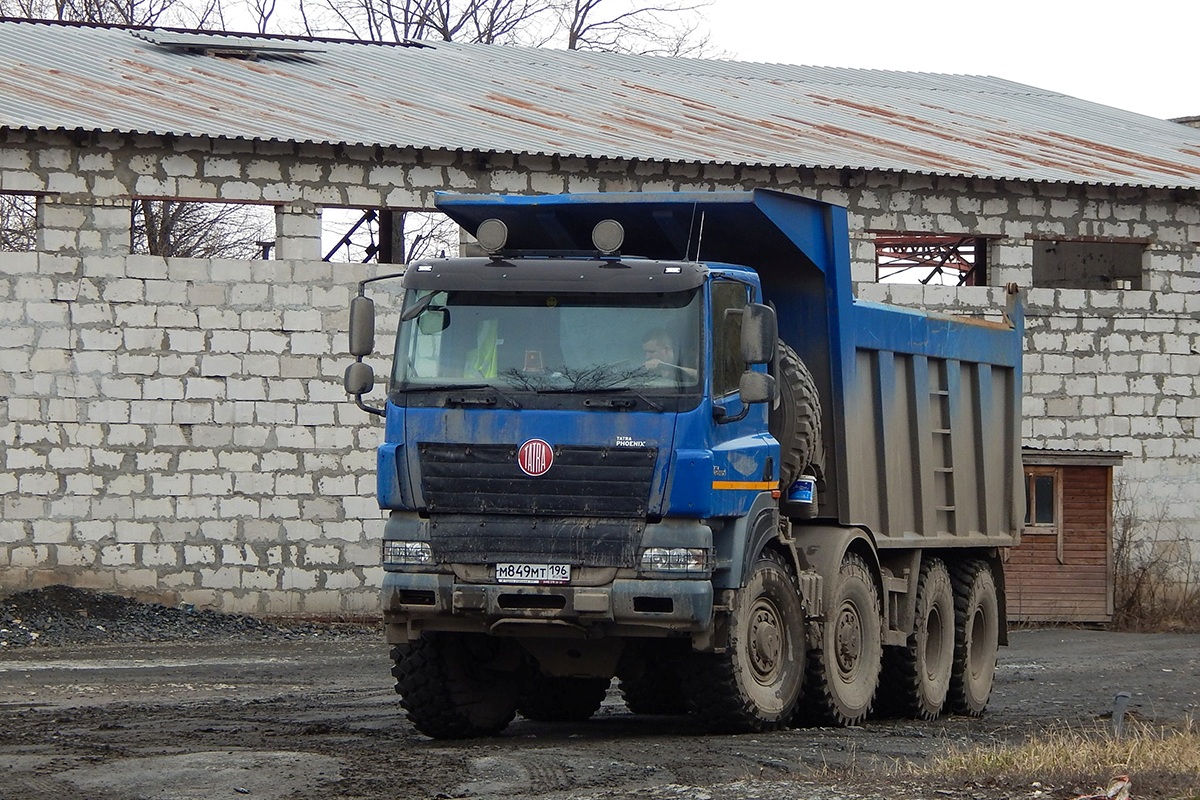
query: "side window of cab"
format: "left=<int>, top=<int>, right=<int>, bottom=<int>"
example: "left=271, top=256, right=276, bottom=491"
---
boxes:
left=711, top=280, right=750, bottom=397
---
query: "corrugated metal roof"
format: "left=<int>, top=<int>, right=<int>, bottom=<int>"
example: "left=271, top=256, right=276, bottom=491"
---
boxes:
left=3, top=19, right=1200, bottom=189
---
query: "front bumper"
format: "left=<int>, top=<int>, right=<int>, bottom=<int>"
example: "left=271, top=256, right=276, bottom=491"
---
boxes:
left=382, top=570, right=713, bottom=643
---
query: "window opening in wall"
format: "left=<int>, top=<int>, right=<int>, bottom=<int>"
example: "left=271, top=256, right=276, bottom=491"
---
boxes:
left=874, top=234, right=987, bottom=285
left=1024, top=466, right=1064, bottom=563
left=1031, top=240, right=1144, bottom=290
left=322, top=209, right=456, bottom=264
left=130, top=200, right=273, bottom=259
left=1, top=193, right=36, bottom=252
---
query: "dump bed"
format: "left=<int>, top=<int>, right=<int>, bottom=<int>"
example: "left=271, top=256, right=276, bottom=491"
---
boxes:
left=437, top=189, right=1023, bottom=547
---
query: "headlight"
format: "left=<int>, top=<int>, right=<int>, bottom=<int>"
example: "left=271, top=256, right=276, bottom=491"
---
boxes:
left=639, top=547, right=710, bottom=575
left=382, top=540, right=433, bottom=566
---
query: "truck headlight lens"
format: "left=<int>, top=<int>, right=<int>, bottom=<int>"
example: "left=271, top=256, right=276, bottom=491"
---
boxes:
left=639, top=547, right=710, bottom=575
left=382, top=540, right=433, bottom=566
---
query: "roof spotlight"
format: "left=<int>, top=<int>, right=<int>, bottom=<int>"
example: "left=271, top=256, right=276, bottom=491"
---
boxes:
left=476, top=218, right=508, bottom=254
left=592, top=219, right=624, bottom=255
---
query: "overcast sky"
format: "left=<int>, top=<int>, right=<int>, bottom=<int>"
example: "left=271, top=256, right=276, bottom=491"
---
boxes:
left=701, top=0, right=1195, bottom=120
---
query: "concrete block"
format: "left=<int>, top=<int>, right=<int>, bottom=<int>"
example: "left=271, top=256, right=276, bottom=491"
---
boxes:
left=283, top=567, right=319, bottom=591
left=263, top=591, right=302, bottom=615
left=233, top=472, right=274, bottom=494
left=57, top=544, right=99, bottom=567
left=200, top=567, right=242, bottom=589
left=100, top=543, right=137, bottom=566
left=114, top=568, right=160, bottom=590
left=275, top=426, right=315, bottom=449
left=172, top=401, right=214, bottom=424
left=19, top=472, right=61, bottom=495
left=179, top=589, right=219, bottom=608
left=143, top=544, right=180, bottom=567
left=183, top=544, right=219, bottom=568
left=242, top=568, right=279, bottom=590
left=342, top=586, right=382, bottom=615
left=222, top=544, right=261, bottom=567
left=217, top=500, right=260, bottom=524
left=31, top=520, right=72, bottom=544
left=9, top=545, right=51, bottom=567
left=0, top=521, right=27, bottom=544
left=323, top=570, right=362, bottom=590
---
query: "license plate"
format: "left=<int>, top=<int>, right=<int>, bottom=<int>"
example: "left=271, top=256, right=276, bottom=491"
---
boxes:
left=494, top=563, right=571, bottom=584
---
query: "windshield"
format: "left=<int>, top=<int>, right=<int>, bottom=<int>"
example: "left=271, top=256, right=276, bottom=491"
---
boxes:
left=392, top=288, right=702, bottom=394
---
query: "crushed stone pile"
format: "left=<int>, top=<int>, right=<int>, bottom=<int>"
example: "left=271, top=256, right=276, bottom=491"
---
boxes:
left=0, top=584, right=378, bottom=648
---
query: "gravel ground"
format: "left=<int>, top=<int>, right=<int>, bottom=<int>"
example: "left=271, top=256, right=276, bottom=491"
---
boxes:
left=2, top=585, right=1197, bottom=800
left=0, top=585, right=378, bottom=648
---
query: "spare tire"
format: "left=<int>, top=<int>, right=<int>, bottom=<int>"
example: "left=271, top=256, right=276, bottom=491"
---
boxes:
left=769, top=342, right=824, bottom=489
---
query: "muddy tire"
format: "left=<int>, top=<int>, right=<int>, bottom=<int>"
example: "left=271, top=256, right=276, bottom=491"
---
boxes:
left=877, top=558, right=954, bottom=720
left=618, top=642, right=690, bottom=715
left=683, top=550, right=806, bottom=732
left=518, top=675, right=610, bottom=722
left=948, top=560, right=999, bottom=716
left=800, top=552, right=882, bottom=727
left=770, top=342, right=824, bottom=489
left=392, top=633, right=521, bottom=739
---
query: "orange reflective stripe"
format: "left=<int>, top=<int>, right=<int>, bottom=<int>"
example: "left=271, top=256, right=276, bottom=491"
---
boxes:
left=711, top=480, right=776, bottom=491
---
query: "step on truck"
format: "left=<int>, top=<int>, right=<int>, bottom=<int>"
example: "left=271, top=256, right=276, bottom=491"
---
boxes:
left=344, top=189, right=1024, bottom=738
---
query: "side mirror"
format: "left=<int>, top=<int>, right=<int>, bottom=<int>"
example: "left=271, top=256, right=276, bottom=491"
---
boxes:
left=417, top=308, right=450, bottom=335
left=344, top=361, right=375, bottom=395
left=349, top=295, right=375, bottom=358
left=739, top=370, right=775, bottom=406
left=740, top=303, right=777, bottom=365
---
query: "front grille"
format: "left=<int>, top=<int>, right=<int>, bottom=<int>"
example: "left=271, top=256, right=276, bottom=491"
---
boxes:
left=427, top=514, right=644, bottom=566
left=418, top=442, right=657, bottom=517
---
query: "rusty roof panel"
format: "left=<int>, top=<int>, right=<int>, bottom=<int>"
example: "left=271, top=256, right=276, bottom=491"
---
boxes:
left=2, top=19, right=1200, bottom=189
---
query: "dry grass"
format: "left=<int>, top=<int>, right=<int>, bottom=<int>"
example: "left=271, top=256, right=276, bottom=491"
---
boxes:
left=909, top=719, right=1200, bottom=799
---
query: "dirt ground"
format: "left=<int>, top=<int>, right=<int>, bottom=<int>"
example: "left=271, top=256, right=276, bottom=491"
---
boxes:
left=2, top=623, right=1198, bottom=800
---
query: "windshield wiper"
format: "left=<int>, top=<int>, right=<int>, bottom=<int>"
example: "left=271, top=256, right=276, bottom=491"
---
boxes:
left=537, top=385, right=663, bottom=411
left=403, top=384, right=521, bottom=409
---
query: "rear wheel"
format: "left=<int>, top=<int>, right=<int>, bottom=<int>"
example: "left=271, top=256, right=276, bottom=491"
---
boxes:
left=518, top=675, right=610, bottom=722
left=392, top=633, right=522, bottom=739
left=878, top=558, right=954, bottom=719
left=948, top=560, right=999, bottom=716
left=800, top=552, right=882, bottom=726
left=684, top=550, right=806, bottom=732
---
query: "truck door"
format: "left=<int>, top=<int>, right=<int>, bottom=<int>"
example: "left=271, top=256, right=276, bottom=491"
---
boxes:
left=708, top=279, right=777, bottom=517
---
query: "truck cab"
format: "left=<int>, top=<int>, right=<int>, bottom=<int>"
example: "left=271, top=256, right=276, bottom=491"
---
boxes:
left=359, top=228, right=785, bottom=633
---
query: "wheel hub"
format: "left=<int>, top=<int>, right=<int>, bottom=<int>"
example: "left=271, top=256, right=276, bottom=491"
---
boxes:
left=834, top=603, right=862, bottom=677
left=748, top=599, right=782, bottom=682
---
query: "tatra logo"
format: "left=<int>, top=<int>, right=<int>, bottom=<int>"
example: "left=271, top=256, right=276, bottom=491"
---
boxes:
left=517, top=439, right=554, bottom=477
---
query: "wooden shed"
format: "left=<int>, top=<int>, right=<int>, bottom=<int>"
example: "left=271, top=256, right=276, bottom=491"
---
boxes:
left=1005, top=449, right=1125, bottom=624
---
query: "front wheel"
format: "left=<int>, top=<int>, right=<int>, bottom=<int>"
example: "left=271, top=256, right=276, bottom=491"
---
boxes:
left=800, top=552, right=882, bottom=726
left=392, top=633, right=522, bottom=739
left=948, top=560, right=999, bottom=716
left=683, top=550, right=807, bottom=732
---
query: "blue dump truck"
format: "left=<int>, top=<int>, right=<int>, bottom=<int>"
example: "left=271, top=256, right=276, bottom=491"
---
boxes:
left=344, top=189, right=1023, bottom=738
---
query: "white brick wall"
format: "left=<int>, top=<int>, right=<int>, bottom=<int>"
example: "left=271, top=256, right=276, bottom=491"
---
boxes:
left=3, top=129, right=1199, bottom=611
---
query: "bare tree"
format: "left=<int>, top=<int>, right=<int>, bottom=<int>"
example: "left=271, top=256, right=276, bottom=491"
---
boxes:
left=0, top=194, right=36, bottom=252
left=0, top=0, right=225, bottom=27
left=554, top=0, right=711, bottom=56
left=398, top=211, right=458, bottom=261
left=131, top=200, right=272, bottom=258
left=293, top=0, right=710, bottom=54
left=295, top=0, right=558, bottom=45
